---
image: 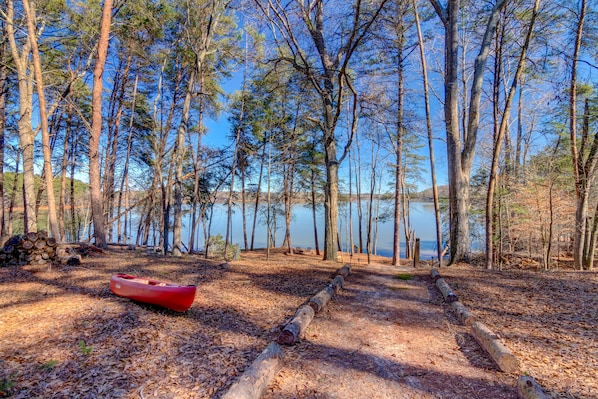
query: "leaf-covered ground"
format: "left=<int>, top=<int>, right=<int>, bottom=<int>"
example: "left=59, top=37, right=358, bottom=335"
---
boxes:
left=0, top=248, right=596, bottom=398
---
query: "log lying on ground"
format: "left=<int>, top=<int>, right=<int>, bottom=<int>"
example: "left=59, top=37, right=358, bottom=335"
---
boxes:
left=451, top=301, right=476, bottom=326
left=308, top=286, right=335, bottom=313
left=277, top=305, right=316, bottom=345
left=336, top=264, right=351, bottom=278
left=330, top=275, right=344, bottom=293
left=59, top=254, right=82, bottom=266
left=435, top=278, right=458, bottom=303
left=517, top=376, right=548, bottom=399
left=471, top=321, right=520, bottom=373
left=221, top=342, right=284, bottom=399
left=430, top=268, right=442, bottom=282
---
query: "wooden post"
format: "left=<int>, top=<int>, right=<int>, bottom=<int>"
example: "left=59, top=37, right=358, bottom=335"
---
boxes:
left=414, top=238, right=420, bottom=267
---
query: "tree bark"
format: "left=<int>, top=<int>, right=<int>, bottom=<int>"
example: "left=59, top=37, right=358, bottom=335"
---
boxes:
left=430, top=0, right=506, bottom=264
left=89, top=0, right=113, bottom=248
left=6, top=0, right=36, bottom=233
left=22, top=0, right=60, bottom=240
left=471, top=321, right=520, bottom=373
left=486, top=0, right=539, bottom=270
left=413, top=0, right=443, bottom=267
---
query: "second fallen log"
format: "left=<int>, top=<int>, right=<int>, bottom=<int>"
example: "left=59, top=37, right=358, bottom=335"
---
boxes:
left=435, top=278, right=458, bottom=303
left=471, top=321, right=519, bottom=373
left=277, top=305, right=316, bottom=345
left=308, top=286, right=335, bottom=313
left=221, top=342, right=284, bottom=399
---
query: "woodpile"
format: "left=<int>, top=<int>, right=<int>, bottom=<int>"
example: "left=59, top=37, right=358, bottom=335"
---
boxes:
left=0, top=231, right=58, bottom=266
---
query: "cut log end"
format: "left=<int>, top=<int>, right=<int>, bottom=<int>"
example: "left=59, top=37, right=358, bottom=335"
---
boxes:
left=517, top=376, right=548, bottom=399
left=277, top=305, right=315, bottom=345
left=435, top=278, right=458, bottom=303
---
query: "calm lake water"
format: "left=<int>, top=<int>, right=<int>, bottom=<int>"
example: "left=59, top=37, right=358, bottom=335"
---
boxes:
left=120, top=201, right=448, bottom=260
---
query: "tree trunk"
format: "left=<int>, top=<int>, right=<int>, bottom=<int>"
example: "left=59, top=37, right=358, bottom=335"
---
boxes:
left=391, top=3, right=405, bottom=265
left=430, top=0, right=506, bottom=264
left=250, top=138, right=266, bottom=251
left=173, top=67, right=196, bottom=257
left=413, top=0, right=443, bottom=266
left=485, top=0, right=539, bottom=270
left=117, top=74, right=138, bottom=243
left=89, top=0, right=113, bottom=248
left=570, top=0, right=587, bottom=270
left=6, top=0, right=36, bottom=233
left=0, top=22, right=6, bottom=236
left=23, top=0, right=59, bottom=239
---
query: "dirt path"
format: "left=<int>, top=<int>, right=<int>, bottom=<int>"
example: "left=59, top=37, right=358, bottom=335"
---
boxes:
left=263, top=262, right=518, bottom=399
left=2, top=249, right=594, bottom=398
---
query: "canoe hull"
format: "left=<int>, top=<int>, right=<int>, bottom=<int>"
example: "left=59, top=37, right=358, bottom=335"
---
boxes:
left=110, top=273, right=196, bottom=312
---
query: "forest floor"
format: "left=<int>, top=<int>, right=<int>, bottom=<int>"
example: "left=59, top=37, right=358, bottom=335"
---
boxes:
left=0, top=247, right=596, bottom=398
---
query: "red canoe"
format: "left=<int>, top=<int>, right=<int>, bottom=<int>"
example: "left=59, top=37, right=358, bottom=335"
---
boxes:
left=110, top=273, right=196, bottom=312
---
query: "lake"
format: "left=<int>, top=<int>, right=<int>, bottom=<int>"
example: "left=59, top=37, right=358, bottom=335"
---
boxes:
left=118, top=200, right=448, bottom=260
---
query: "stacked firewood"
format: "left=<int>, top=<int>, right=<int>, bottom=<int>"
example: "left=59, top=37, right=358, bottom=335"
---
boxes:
left=0, top=231, right=58, bottom=266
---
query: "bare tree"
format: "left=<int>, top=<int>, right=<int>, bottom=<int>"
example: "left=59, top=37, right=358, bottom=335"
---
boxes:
left=254, top=0, right=390, bottom=260
left=22, top=0, right=59, bottom=239
left=4, top=0, right=36, bottom=233
left=485, top=0, right=540, bottom=270
left=429, top=0, right=506, bottom=264
left=413, top=0, right=443, bottom=266
left=89, top=0, right=113, bottom=247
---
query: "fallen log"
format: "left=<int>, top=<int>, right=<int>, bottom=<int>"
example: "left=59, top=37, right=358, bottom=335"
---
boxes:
left=517, top=376, right=548, bottom=399
left=308, top=286, right=335, bottom=313
left=330, top=275, right=344, bottom=293
left=60, top=254, right=82, bottom=266
left=336, top=264, right=351, bottom=278
left=435, top=278, right=458, bottom=303
left=451, top=301, right=476, bottom=326
left=430, top=268, right=442, bottom=282
left=277, top=305, right=315, bottom=345
left=221, top=342, right=284, bottom=399
left=471, top=321, right=519, bottom=373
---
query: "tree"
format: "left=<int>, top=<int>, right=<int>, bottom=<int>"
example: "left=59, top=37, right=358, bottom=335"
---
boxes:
left=568, top=0, right=597, bottom=270
left=172, top=0, right=234, bottom=257
left=485, top=0, right=540, bottom=270
left=89, top=0, right=113, bottom=248
left=22, top=0, right=60, bottom=239
left=254, top=0, right=390, bottom=260
left=429, top=0, right=506, bottom=264
left=413, top=0, right=443, bottom=266
left=0, top=13, right=6, bottom=236
left=4, top=0, right=37, bottom=233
